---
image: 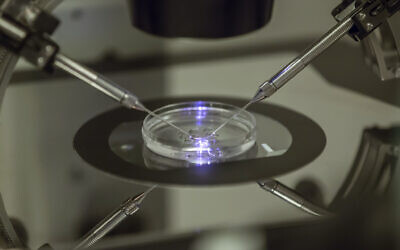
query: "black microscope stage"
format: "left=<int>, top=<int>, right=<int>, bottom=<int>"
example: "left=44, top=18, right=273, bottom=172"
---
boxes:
left=74, top=97, right=326, bottom=186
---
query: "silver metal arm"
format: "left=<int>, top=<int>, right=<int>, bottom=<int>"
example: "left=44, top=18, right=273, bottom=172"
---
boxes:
left=251, top=12, right=356, bottom=103
left=0, top=1, right=147, bottom=112
left=54, top=53, right=146, bottom=111
left=74, top=186, right=156, bottom=249
left=258, top=180, right=332, bottom=217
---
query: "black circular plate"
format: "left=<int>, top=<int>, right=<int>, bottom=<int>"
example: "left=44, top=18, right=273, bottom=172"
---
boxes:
left=74, top=97, right=326, bottom=186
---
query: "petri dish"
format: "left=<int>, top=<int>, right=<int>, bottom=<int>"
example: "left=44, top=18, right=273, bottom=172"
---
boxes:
left=142, top=101, right=257, bottom=164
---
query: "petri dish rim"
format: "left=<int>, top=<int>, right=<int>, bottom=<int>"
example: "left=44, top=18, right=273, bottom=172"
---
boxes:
left=141, top=101, right=257, bottom=164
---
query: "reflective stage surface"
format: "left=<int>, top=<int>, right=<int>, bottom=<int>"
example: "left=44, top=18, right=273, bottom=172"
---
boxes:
left=74, top=97, right=326, bottom=186
left=111, top=107, right=290, bottom=169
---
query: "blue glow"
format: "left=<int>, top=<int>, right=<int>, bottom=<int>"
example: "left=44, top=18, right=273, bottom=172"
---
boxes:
left=194, top=101, right=206, bottom=106
left=194, top=105, right=209, bottom=125
left=189, top=136, right=222, bottom=166
left=182, top=103, right=223, bottom=165
left=196, top=110, right=207, bottom=121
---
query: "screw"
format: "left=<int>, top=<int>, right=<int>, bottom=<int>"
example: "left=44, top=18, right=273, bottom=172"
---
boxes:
left=357, top=12, right=366, bottom=21
left=120, top=144, right=134, bottom=151
left=45, top=45, right=54, bottom=55
left=37, top=57, right=44, bottom=66
left=366, top=22, right=374, bottom=31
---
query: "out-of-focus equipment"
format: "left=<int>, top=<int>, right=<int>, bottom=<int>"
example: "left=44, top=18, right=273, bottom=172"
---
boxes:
left=0, top=194, right=22, bottom=249
left=87, top=192, right=398, bottom=250
left=128, top=0, right=274, bottom=38
left=338, top=1, right=400, bottom=81
left=258, top=126, right=400, bottom=218
left=71, top=126, right=400, bottom=249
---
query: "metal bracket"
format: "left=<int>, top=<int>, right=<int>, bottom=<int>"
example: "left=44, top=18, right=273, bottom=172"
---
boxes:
left=332, top=0, right=400, bottom=80
left=361, top=13, right=400, bottom=80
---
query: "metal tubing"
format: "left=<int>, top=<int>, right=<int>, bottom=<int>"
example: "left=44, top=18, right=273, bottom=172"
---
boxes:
left=253, top=14, right=355, bottom=102
left=0, top=17, right=27, bottom=41
left=258, top=180, right=332, bottom=217
left=53, top=53, right=145, bottom=111
left=74, top=210, right=129, bottom=249
left=74, top=187, right=156, bottom=249
left=73, top=195, right=142, bottom=249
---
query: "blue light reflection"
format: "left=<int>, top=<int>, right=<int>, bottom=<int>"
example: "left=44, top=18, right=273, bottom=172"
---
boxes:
left=191, top=136, right=222, bottom=166
left=184, top=104, right=222, bottom=166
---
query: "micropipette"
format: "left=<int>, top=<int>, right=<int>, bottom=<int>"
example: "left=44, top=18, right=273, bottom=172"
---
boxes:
left=74, top=185, right=157, bottom=249
left=53, top=54, right=192, bottom=138
left=211, top=11, right=356, bottom=135
left=210, top=102, right=252, bottom=136
left=250, top=14, right=354, bottom=103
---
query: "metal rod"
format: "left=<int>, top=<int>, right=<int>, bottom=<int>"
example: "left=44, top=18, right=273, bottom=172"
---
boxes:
left=74, top=186, right=157, bottom=249
left=74, top=210, right=128, bottom=249
left=210, top=101, right=252, bottom=136
left=53, top=54, right=193, bottom=137
left=0, top=18, right=27, bottom=41
left=252, top=14, right=356, bottom=102
left=53, top=53, right=146, bottom=111
left=258, top=180, right=332, bottom=217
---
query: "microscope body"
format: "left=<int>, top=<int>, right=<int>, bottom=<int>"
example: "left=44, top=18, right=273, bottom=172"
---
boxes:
left=0, top=0, right=399, bottom=248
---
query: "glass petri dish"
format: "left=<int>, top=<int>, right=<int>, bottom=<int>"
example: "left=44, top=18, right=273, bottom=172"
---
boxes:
left=142, top=101, right=257, bottom=164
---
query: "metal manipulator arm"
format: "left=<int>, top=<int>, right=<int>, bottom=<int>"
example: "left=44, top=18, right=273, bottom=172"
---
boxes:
left=251, top=0, right=400, bottom=103
left=0, top=0, right=146, bottom=111
left=0, top=0, right=60, bottom=71
left=333, top=0, right=400, bottom=81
